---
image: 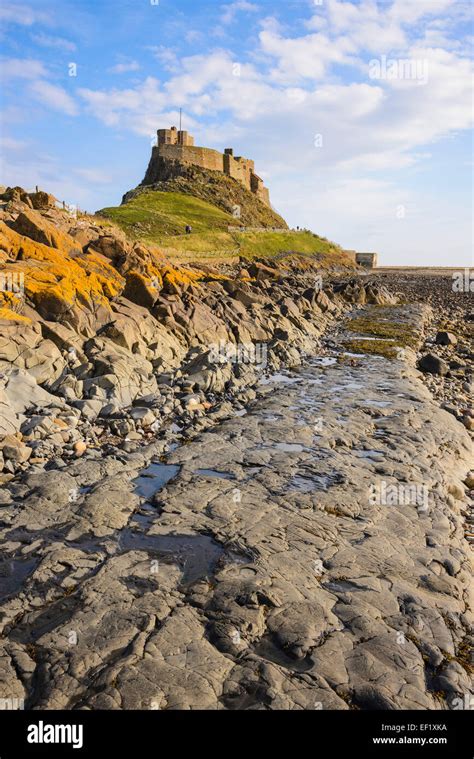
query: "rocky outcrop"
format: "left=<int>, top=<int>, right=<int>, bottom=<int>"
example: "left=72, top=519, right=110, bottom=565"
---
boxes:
left=0, top=304, right=471, bottom=711
left=0, top=192, right=384, bottom=477
left=12, top=210, right=80, bottom=252
left=0, top=189, right=471, bottom=713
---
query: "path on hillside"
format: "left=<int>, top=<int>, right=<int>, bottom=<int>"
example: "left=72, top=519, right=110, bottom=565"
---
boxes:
left=0, top=306, right=472, bottom=711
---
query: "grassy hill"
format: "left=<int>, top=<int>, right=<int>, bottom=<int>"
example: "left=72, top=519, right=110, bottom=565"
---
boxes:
left=100, top=191, right=232, bottom=238
left=98, top=189, right=350, bottom=266
left=120, top=165, right=288, bottom=229
left=97, top=166, right=354, bottom=268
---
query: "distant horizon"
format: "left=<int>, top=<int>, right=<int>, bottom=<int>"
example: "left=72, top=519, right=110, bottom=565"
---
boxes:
left=1, top=0, right=472, bottom=267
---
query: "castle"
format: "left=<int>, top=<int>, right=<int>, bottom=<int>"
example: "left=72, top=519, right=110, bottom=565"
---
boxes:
left=141, top=126, right=271, bottom=206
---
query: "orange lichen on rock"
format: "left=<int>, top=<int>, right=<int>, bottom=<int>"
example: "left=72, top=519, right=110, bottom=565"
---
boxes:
left=0, top=307, right=31, bottom=323
left=0, top=222, right=125, bottom=325
left=0, top=287, right=27, bottom=321
left=123, top=270, right=162, bottom=308
left=0, top=217, right=219, bottom=329
left=12, top=209, right=81, bottom=253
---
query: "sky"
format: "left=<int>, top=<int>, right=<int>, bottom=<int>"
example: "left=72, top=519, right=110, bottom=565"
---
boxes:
left=0, top=0, right=473, bottom=266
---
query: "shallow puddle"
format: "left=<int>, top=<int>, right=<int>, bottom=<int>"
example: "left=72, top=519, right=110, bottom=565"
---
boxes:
left=133, top=463, right=181, bottom=500
left=288, top=475, right=318, bottom=493
left=260, top=373, right=301, bottom=385
left=311, top=357, right=337, bottom=367
left=0, top=557, right=39, bottom=600
left=355, top=450, right=386, bottom=460
left=350, top=335, right=396, bottom=342
left=118, top=532, right=228, bottom=585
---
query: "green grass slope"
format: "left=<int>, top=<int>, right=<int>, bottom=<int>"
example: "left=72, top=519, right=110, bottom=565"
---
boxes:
left=121, top=165, right=288, bottom=229
left=98, top=189, right=352, bottom=267
left=100, top=191, right=233, bottom=237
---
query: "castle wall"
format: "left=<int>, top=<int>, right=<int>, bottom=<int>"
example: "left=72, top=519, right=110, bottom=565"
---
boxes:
left=223, top=153, right=246, bottom=186
left=158, top=144, right=224, bottom=172
left=258, top=186, right=270, bottom=206
left=235, top=158, right=254, bottom=190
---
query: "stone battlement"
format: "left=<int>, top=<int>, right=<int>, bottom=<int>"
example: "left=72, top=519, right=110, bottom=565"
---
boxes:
left=141, top=127, right=271, bottom=206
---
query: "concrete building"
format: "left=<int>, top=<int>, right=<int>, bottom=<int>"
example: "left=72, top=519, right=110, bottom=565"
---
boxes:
left=344, top=250, right=379, bottom=269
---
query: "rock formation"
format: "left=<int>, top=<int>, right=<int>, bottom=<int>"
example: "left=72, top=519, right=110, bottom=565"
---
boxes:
left=0, top=185, right=471, bottom=713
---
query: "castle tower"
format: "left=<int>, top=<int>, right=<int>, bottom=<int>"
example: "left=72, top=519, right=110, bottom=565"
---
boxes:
left=177, top=130, right=194, bottom=147
left=157, top=126, right=195, bottom=147
left=157, top=126, right=178, bottom=145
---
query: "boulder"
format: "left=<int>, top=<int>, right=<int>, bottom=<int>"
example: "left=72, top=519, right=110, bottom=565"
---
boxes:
left=435, top=331, right=457, bottom=346
left=123, top=271, right=161, bottom=308
left=0, top=386, right=20, bottom=438
left=0, top=362, right=65, bottom=422
left=12, top=209, right=80, bottom=253
left=464, top=472, right=474, bottom=490
left=0, top=434, right=32, bottom=464
left=418, top=353, right=449, bottom=376
left=182, top=350, right=233, bottom=393
left=92, top=233, right=131, bottom=263
left=73, top=441, right=87, bottom=457
left=83, top=340, right=158, bottom=406
left=74, top=399, right=104, bottom=421
left=248, top=261, right=280, bottom=281
left=0, top=186, right=30, bottom=205
left=28, top=191, right=56, bottom=210
left=129, top=407, right=157, bottom=426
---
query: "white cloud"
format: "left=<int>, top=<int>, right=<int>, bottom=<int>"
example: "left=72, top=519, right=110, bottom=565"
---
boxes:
left=1, top=136, right=28, bottom=151
left=31, top=32, right=77, bottom=52
left=259, top=27, right=356, bottom=83
left=0, top=58, right=48, bottom=79
left=0, top=2, right=51, bottom=26
left=185, top=30, right=204, bottom=44
left=108, top=60, right=140, bottom=74
left=14, top=0, right=471, bottom=264
left=221, top=1, right=258, bottom=26
left=76, top=28, right=473, bottom=174
left=325, top=0, right=407, bottom=52
left=79, top=77, right=166, bottom=132
left=389, top=0, right=456, bottom=24
left=29, top=80, right=78, bottom=116
left=148, top=45, right=179, bottom=70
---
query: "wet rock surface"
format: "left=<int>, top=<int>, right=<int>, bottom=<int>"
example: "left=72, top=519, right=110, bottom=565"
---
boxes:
left=0, top=300, right=472, bottom=711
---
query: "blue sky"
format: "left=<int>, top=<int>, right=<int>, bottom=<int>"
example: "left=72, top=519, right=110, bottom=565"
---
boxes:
left=1, top=0, right=472, bottom=265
